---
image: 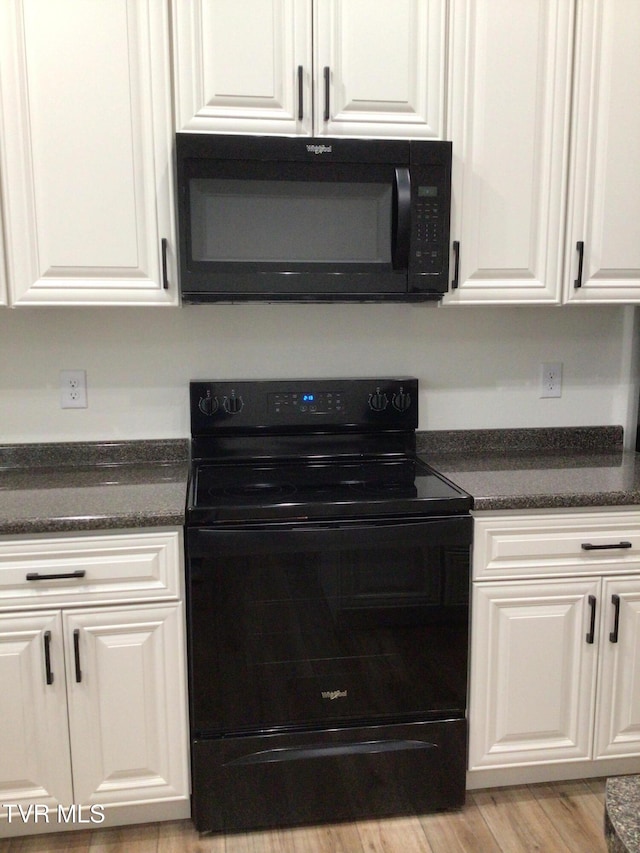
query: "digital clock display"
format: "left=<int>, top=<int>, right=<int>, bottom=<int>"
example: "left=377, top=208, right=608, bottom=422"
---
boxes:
left=302, top=394, right=315, bottom=402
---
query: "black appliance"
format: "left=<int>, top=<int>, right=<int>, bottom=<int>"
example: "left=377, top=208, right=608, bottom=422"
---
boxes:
left=185, top=377, right=472, bottom=833
left=176, top=134, right=452, bottom=303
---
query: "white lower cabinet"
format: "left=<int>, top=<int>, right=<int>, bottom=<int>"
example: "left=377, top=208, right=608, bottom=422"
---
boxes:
left=0, top=529, right=190, bottom=837
left=469, top=510, right=640, bottom=786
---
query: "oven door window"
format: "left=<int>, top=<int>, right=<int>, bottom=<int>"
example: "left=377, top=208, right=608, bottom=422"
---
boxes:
left=187, top=518, right=470, bottom=736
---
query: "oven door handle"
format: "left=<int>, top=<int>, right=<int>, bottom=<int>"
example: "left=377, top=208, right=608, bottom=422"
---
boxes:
left=225, top=738, right=438, bottom=767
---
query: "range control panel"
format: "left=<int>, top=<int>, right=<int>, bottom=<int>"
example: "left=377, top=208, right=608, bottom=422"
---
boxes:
left=190, top=378, right=418, bottom=434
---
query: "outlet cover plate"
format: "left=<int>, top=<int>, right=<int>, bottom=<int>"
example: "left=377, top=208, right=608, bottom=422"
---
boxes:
left=60, top=369, right=88, bottom=409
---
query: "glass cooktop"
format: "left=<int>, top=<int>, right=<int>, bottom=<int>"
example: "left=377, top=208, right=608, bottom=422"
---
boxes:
left=187, top=457, right=471, bottom=524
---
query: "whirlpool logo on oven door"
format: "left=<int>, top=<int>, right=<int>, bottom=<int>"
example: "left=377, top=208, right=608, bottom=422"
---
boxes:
left=321, top=689, right=347, bottom=700
left=307, top=144, right=333, bottom=155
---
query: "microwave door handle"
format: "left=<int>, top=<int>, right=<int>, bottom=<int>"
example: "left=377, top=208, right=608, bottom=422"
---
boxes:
left=392, top=167, right=411, bottom=270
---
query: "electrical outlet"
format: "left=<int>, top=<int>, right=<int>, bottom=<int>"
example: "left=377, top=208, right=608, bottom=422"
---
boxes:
left=60, top=370, right=88, bottom=409
left=540, top=362, right=562, bottom=398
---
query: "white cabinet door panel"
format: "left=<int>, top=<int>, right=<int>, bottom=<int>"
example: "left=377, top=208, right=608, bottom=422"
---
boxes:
left=173, top=0, right=312, bottom=135
left=594, top=577, right=640, bottom=757
left=314, top=0, right=445, bottom=138
left=0, top=0, right=176, bottom=305
left=469, top=579, right=599, bottom=768
left=0, top=612, right=72, bottom=815
left=444, top=0, right=572, bottom=303
left=565, top=0, right=640, bottom=302
left=64, top=604, right=189, bottom=808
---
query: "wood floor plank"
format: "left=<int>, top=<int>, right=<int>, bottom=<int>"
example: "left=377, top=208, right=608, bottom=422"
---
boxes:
left=472, top=786, right=574, bottom=853
left=355, top=814, right=434, bottom=852
left=88, top=823, right=159, bottom=853
left=0, top=830, right=92, bottom=853
left=417, top=801, right=502, bottom=853
left=529, top=780, right=607, bottom=853
left=585, top=777, right=607, bottom=802
left=157, top=819, right=225, bottom=852
left=224, top=821, right=364, bottom=853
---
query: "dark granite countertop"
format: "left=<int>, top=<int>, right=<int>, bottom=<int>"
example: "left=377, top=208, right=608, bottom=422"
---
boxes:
left=418, top=426, right=640, bottom=512
left=0, top=440, right=189, bottom=535
left=605, top=775, right=640, bottom=852
left=1, top=428, right=639, bottom=536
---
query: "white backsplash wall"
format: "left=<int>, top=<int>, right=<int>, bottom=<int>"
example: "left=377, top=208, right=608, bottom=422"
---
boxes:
left=0, top=304, right=637, bottom=446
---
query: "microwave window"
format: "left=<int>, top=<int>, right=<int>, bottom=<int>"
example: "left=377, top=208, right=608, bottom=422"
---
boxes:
left=189, top=180, right=392, bottom=264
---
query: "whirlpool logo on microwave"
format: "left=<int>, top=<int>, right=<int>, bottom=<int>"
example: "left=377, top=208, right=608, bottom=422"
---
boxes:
left=306, top=144, right=333, bottom=155
left=321, top=689, right=347, bottom=700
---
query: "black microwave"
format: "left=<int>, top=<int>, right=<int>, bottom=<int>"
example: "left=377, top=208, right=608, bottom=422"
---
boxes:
left=175, top=134, right=452, bottom=303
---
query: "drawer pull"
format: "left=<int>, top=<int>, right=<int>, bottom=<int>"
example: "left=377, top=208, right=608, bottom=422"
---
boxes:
left=586, top=595, right=597, bottom=644
left=26, top=570, right=86, bottom=581
left=609, top=594, right=621, bottom=643
left=73, top=629, right=82, bottom=683
left=43, top=630, right=54, bottom=685
left=581, top=541, right=632, bottom=551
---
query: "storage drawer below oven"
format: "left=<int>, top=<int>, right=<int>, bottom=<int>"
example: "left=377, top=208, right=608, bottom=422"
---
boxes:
left=191, top=718, right=466, bottom=833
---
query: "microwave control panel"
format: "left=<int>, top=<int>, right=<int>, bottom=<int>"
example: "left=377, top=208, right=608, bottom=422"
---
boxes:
left=411, top=174, right=448, bottom=277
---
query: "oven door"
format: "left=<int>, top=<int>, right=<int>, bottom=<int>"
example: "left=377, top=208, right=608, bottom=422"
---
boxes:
left=186, top=516, right=471, bottom=737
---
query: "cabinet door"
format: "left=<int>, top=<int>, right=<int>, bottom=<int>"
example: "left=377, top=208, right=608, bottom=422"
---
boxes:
left=564, top=0, right=640, bottom=302
left=444, top=0, right=573, bottom=304
left=314, top=0, right=445, bottom=138
left=0, top=611, right=73, bottom=819
left=0, top=0, right=176, bottom=305
left=469, top=578, right=599, bottom=769
left=594, top=577, right=640, bottom=757
left=173, top=0, right=312, bottom=135
left=64, top=604, right=189, bottom=809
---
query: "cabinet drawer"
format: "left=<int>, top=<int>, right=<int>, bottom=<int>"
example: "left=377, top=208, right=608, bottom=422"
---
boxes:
left=473, top=511, right=640, bottom=580
left=0, top=529, right=183, bottom=610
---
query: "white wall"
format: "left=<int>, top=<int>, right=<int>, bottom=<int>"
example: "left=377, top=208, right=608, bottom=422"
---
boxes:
left=0, top=303, right=637, bottom=446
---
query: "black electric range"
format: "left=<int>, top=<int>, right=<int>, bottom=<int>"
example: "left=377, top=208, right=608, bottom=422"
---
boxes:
left=185, top=378, right=472, bottom=833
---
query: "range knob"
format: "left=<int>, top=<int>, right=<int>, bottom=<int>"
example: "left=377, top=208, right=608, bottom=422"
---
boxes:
left=223, top=394, right=244, bottom=415
left=392, top=387, right=411, bottom=412
left=368, top=388, right=389, bottom=412
left=198, top=394, right=219, bottom=416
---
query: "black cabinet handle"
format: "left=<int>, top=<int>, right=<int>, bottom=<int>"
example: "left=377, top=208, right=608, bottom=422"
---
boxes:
left=451, top=241, right=460, bottom=289
left=26, top=570, right=86, bottom=581
left=73, top=629, right=82, bottom=683
left=161, top=238, right=169, bottom=290
left=323, top=66, right=330, bottom=121
left=297, top=65, right=303, bottom=120
left=581, top=541, right=632, bottom=551
left=609, top=594, right=621, bottom=643
left=43, top=630, right=54, bottom=685
left=574, top=241, right=585, bottom=288
left=586, top=595, right=597, bottom=644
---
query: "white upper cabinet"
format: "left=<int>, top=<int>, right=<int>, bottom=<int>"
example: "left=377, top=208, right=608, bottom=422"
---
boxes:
left=313, top=0, right=445, bottom=138
left=0, top=0, right=177, bottom=306
left=445, top=0, right=640, bottom=306
left=444, top=0, right=574, bottom=304
left=172, top=0, right=446, bottom=139
left=173, top=0, right=312, bottom=135
left=564, top=0, right=640, bottom=303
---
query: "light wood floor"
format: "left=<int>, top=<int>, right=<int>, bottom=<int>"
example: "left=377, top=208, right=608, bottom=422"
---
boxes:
left=0, top=779, right=608, bottom=852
